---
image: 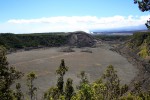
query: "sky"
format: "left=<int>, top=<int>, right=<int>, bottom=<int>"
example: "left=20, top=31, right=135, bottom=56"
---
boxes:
left=0, top=0, right=149, bottom=33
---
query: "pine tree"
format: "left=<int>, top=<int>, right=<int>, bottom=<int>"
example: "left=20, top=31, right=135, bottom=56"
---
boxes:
left=13, top=83, right=24, bottom=100
left=56, top=59, right=68, bottom=94
left=0, top=46, right=23, bottom=100
left=65, top=78, right=74, bottom=100
left=44, top=87, right=60, bottom=100
left=26, top=72, right=37, bottom=100
left=77, top=71, right=89, bottom=89
left=102, top=65, right=120, bottom=100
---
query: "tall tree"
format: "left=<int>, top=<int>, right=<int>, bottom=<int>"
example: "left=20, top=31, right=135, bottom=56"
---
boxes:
left=65, top=78, right=74, bottom=100
left=26, top=72, right=37, bottom=100
left=0, top=46, right=23, bottom=100
left=44, top=87, right=60, bottom=100
left=77, top=71, right=89, bottom=89
left=71, top=71, right=93, bottom=100
left=56, top=59, right=68, bottom=94
left=102, top=65, right=120, bottom=100
left=44, top=59, right=68, bottom=100
left=134, top=0, right=150, bottom=29
left=13, top=83, right=24, bottom=100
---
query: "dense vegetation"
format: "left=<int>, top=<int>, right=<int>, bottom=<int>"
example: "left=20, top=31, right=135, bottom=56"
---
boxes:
left=0, top=46, right=23, bottom=100
left=128, top=32, right=150, bottom=58
left=0, top=33, right=68, bottom=50
left=0, top=46, right=150, bottom=100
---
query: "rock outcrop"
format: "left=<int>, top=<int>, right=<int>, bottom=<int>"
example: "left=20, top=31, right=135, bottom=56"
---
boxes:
left=67, top=31, right=96, bottom=47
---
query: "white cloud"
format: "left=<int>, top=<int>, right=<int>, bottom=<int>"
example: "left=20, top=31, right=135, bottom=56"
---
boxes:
left=0, top=15, right=150, bottom=33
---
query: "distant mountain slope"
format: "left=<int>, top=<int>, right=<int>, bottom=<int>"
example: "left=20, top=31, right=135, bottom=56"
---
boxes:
left=92, top=24, right=147, bottom=33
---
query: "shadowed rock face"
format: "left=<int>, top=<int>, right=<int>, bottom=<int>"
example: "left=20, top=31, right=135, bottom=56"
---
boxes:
left=68, top=31, right=96, bottom=47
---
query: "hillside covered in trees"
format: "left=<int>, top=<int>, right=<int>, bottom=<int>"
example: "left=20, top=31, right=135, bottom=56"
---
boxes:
left=129, top=32, right=150, bottom=59
left=0, top=31, right=100, bottom=52
left=0, top=33, right=68, bottom=50
left=113, top=32, right=150, bottom=95
left=0, top=31, right=131, bottom=52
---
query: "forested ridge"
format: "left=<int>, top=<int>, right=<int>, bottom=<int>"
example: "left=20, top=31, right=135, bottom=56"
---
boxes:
left=0, top=32, right=130, bottom=51
left=128, top=32, right=150, bottom=59
left=0, top=33, right=68, bottom=50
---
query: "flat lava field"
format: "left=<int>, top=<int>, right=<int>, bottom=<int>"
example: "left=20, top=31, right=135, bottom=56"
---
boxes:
left=7, top=46, right=138, bottom=97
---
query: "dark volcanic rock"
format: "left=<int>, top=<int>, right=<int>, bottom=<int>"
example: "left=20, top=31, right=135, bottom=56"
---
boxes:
left=67, top=31, right=96, bottom=47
